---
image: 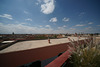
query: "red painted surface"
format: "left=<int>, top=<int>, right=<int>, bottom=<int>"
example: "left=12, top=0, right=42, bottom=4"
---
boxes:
left=0, top=42, right=70, bottom=67
left=45, top=49, right=72, bottom=67
left=0, top=39, right=88, bottom=67
left=45, top=39, right=90, bottom=67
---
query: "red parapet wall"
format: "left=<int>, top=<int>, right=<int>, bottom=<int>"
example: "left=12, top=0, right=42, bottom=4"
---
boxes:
left=45, top=49, right=72, bottom=67
left=0, top=40, right=88, bottom=67
left=45, top=39, right=91, bottom=67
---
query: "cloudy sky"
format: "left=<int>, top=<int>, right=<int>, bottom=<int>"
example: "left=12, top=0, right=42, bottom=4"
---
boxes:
left=0, top=0, right=100, bottom=34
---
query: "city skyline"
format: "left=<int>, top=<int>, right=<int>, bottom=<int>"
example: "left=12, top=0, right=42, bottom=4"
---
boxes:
left=0, top=0, right=100, bottom=34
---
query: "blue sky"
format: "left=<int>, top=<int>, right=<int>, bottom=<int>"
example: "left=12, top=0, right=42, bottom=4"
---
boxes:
left=0, top=0, right=100, bottom=34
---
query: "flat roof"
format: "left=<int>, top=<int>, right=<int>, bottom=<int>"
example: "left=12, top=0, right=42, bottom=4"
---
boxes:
left=0, top=37, right=86, bottom=53
left=2, top=41, right=15, bottom=43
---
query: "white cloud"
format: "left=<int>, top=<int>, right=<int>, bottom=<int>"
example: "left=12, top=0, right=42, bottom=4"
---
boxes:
left=35, top=3, right=39, bottom=5
left=49, top=17, right=57, bottom=22
left=25, top=18, right=32, bottom=21
left=79, top=12, right=85, bottom=16
left=24, top=11, right=29, bottom=14
left=70, top=28, right=76, bottom=30
left=54, top=27, right=76, bottom=34
left=37, top=0, right=41, bottom=3
left=41, top=0, right=55, bottom=14
left=97, top=25, right=100, bottom=26
left=85, top=27, right=92, bottom=29
left=76, top=24, right=85, bottom=26
left=40, top=25, right=43, bottom=27
left=62, top=17, right=69, bottom=22
left=56, top=27, right=67, bottom=33
left=0, top=23, right=99, bottom=34
left=83, top=27, right=97, bottom=33
left=45, top=25, right=51, bottom=28
left=0, top=23, right=70, bottom=34
left=0, top=14, right=13, bottom=20
left=58, top=25, right=67, bottom=30
left=63, top=25, right=67, bottom=27
left=0, top=23, right=53, bottom=34
left=35, top=0, right=41, bottom=5
left=88, top=22, right=93, bottom=24
left=58, top=27, right=63, bottom=29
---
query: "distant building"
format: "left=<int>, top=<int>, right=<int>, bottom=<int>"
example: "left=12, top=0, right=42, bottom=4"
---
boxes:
left=12, top=32, right=14, bottom=35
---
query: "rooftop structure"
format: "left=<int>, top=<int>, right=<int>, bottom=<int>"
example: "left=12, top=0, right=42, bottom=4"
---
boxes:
left=2, top=41, right=14, bottom=44
left=0, top=37, right=86, bottom=53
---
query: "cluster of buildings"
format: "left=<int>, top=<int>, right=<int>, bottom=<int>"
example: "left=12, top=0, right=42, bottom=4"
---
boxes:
left=0, top=34, right=68, bottom=42
left=0, top=33, right=99, bottom=45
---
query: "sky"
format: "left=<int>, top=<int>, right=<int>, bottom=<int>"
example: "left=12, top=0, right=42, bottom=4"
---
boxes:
left=0, top=0, right=100, bottom=34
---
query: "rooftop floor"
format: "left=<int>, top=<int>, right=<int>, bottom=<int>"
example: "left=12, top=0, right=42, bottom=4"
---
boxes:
left=0, top=37, right=86, bottom=53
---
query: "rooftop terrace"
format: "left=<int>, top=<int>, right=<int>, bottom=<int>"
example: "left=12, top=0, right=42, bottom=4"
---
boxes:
left=0, top=37, right=86, bottom=53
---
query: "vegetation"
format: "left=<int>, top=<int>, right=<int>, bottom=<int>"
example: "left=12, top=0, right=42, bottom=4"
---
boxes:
left=68, top=36, right=100, bottom=67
